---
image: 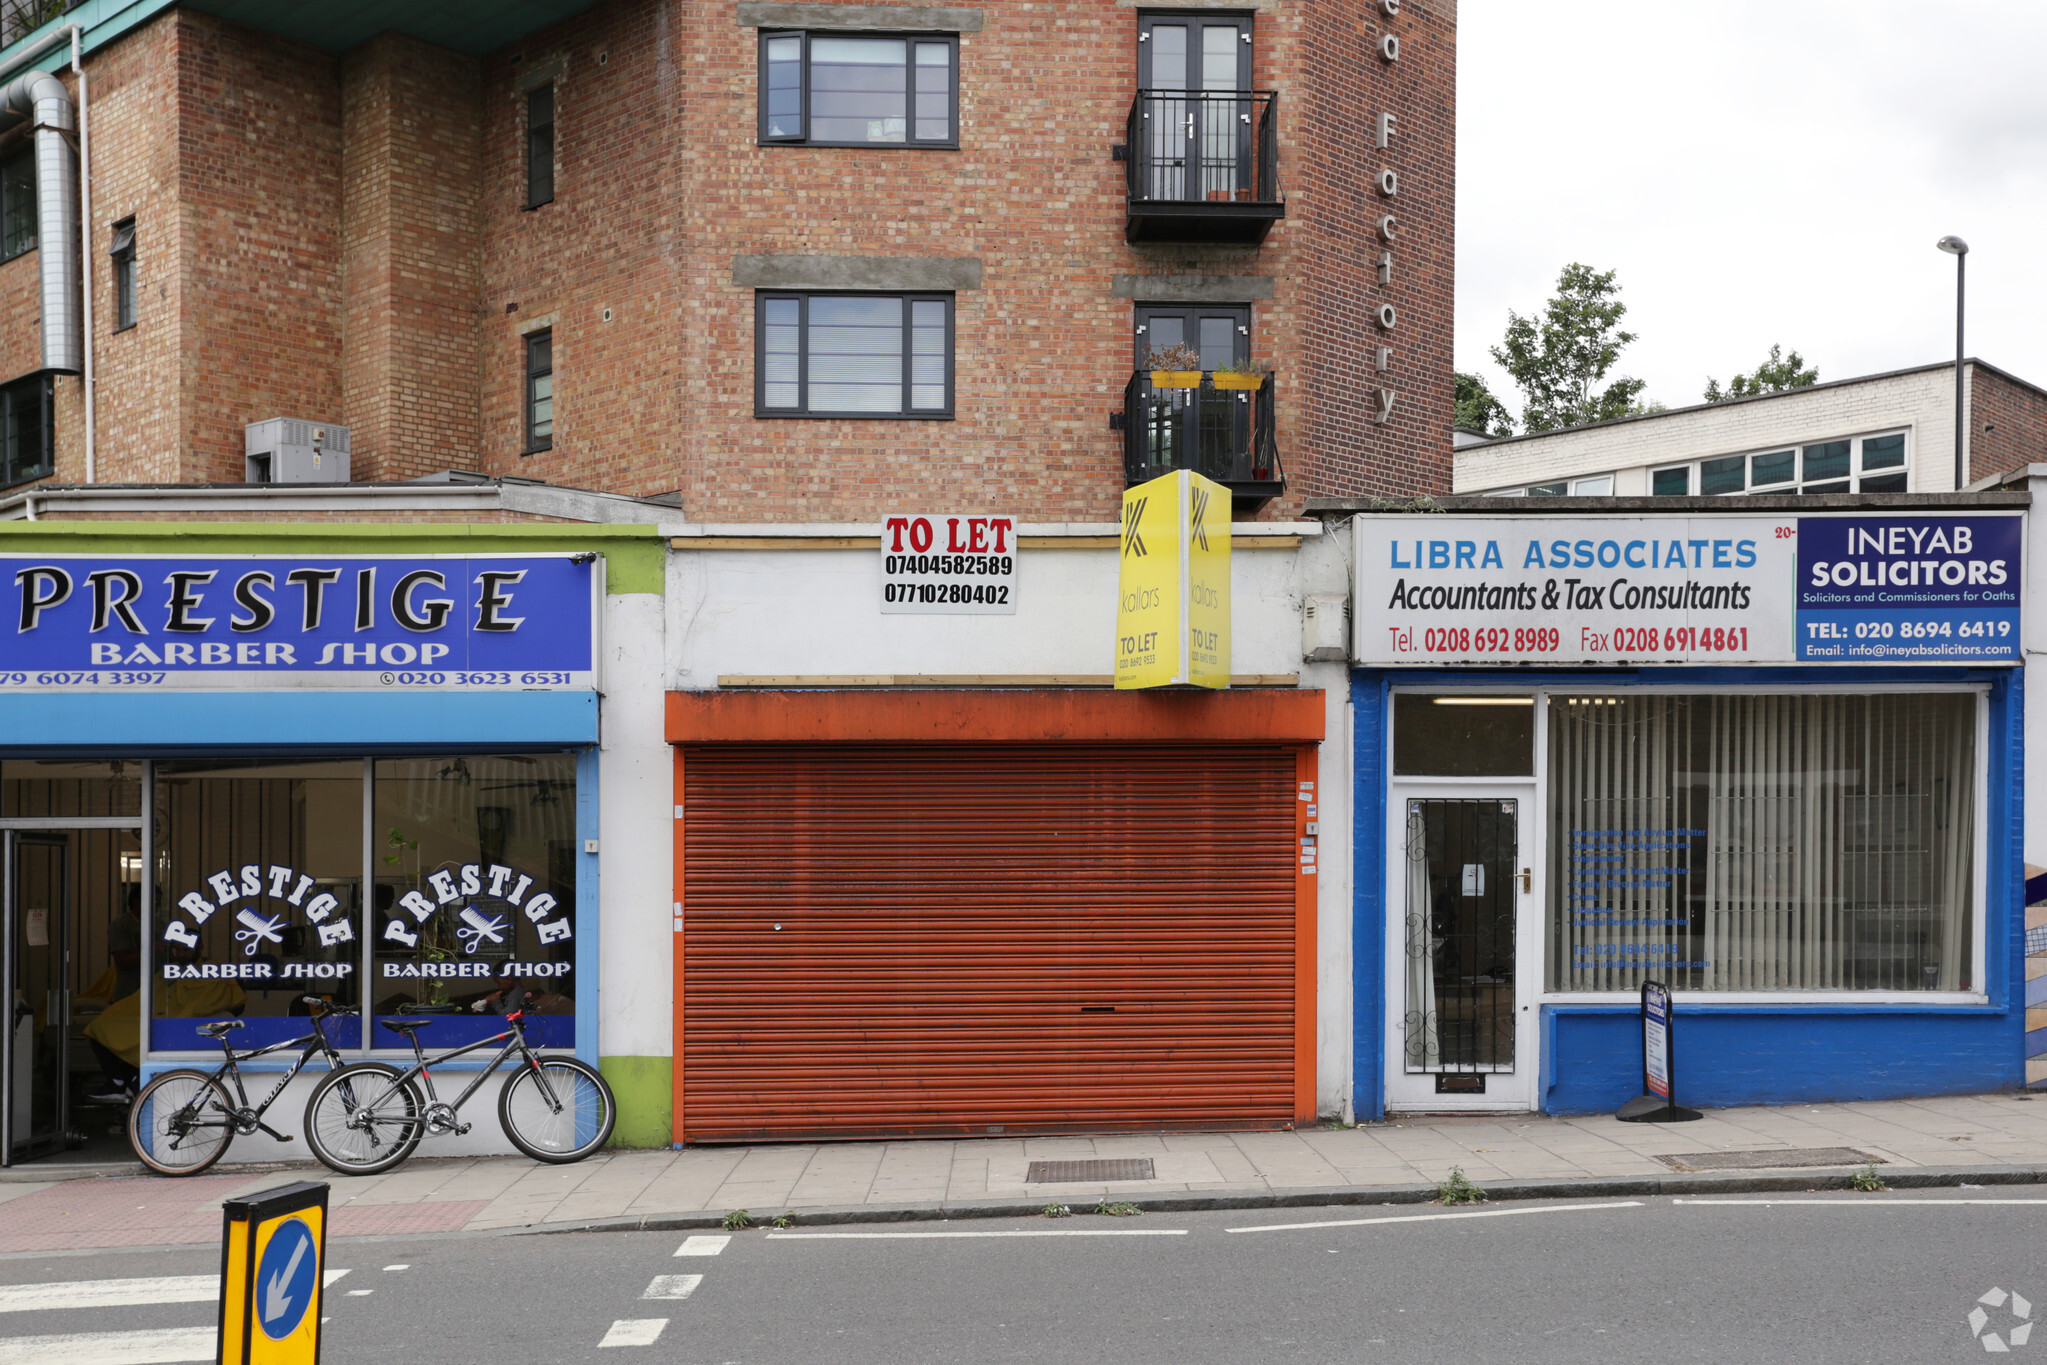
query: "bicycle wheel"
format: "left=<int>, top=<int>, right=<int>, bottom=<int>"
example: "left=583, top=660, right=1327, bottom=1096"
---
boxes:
left=498, top=1057, right=615, bottom=1163
left=303, top=1062, right=426, bottom=1176
left=129, top=1069, right=236, bottom=1176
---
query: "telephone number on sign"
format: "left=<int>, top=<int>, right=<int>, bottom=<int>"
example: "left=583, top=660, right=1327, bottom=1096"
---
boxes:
left=0, top=671, right=167, bottom=685
left=884, top=554, right=1013, bottom=577
left=1421, top=628, right=1561, bottom=653
left=1411, top=625, right=1752, bottom=654
left=883, top=582, right=1012, bottom=605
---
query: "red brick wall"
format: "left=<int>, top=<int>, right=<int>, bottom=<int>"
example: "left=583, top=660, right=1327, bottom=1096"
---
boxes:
left=31, top=0, right=1459, bottom=516
left=341, top=34, right=484, bottom=482
left=1970, top=366, right=2047, bottom=486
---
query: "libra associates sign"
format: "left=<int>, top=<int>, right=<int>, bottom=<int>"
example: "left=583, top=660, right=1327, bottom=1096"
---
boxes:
left=1116, top=470, right=1231, bottom=690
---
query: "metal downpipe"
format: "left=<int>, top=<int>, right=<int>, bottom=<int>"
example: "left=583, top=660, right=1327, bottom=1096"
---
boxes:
left=0, top=66, right=80, bottom=377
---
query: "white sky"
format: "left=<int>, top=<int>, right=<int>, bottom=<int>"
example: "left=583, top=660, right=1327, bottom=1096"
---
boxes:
left=1456, top=0, right=2047, bottom=422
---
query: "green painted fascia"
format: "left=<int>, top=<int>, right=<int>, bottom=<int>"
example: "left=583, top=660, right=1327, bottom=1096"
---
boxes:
left=600, top=1055, right=674, bottom=1149
left=0, top=521, right=664, bottom=594
left=0, top=0, right=178, bottom=72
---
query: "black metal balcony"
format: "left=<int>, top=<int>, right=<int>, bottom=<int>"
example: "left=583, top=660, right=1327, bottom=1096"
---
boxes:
left=1122, top=90, right=1285, bottom=245
left=1117, top=371, right=1284, bottom=510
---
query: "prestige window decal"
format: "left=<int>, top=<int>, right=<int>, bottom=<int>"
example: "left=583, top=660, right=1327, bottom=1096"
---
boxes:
left=0, top=553, right=595, bottom=689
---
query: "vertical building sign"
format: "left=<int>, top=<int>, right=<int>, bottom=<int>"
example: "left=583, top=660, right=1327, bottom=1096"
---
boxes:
left=1116, top=470, right=1230, bottom=690
left=1372, top=0, right=1404, bottom=428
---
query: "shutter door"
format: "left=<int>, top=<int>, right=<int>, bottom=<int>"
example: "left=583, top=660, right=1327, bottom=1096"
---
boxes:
left=681, top=743, right=1300, bottom=1141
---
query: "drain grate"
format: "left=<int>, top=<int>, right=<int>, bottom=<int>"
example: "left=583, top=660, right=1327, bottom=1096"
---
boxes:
left=1654, top=1146, right=1881, bottom=1172
left=1025, top=1159, right=1156, bottom=1184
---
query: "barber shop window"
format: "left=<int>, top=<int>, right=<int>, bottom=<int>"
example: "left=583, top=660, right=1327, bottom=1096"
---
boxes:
left=150, top=760, right=367, bottom=1052
left=759, top=32, right=958, bottom=147
left=1547, top=692, right=1978, bottom=995
left=1, top=374, right=53, bottom=487
left=756, top=292, right=952, bottom=417
left=370, top=754, right=578, bottom=1050
left=110, top=217, right=137, bottom=331
left=0, top=144, right=33, bottom=262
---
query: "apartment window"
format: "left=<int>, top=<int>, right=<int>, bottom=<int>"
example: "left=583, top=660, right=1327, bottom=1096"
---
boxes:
left=0, top=144, right=34, bottom=262
left=759, top=32, right=958, bottom=147
left=1651, top=430, right=1909, bottom=498
left=524, top=330, right=553, bottom=452
left=1, top=374, right=52, bottom=486
left=756, top=293, right=952, bottom=418
left=109, top=218, right=136, bottom=331
left=526, top=84, right=555, bottom=208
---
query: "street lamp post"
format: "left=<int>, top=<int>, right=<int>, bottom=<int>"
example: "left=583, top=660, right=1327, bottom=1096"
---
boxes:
left=1937, top=234, right=1969, bottom=490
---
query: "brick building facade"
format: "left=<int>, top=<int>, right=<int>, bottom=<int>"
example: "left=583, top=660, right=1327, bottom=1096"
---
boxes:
left=0, top=0, right=1459, bottom=520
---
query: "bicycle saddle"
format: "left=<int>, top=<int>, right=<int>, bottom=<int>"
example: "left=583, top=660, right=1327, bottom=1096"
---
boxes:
left=381, top=1018, right=434, bottom=1034
left=199, top=1020, right=246, bottom=1037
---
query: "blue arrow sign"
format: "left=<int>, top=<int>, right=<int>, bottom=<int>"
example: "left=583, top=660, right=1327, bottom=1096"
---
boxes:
left=256, top=1216, right=318, bottom=1341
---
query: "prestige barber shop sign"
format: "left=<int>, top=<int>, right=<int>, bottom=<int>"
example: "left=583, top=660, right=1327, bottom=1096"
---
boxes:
left=1351, top=513, right=2020, bottom=666
left=0, top=554, right=595, bottom=689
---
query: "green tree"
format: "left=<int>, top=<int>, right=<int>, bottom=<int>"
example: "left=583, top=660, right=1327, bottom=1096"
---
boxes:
left=1704, top=344, right=1818, bottom=403
left=1453, top=371, right=1514, bottom=438
left=1490, top=263, right=1648, bottom=433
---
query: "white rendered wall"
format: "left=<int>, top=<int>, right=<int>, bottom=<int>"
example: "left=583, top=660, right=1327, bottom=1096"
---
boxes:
left=662, top=523, right=1355, bottom=1120
left=2026, top=474, right=2047, bottom=878
left=1454, top=367, right=1961, bottom=496
left=597, top=590, right=672, bottom=1062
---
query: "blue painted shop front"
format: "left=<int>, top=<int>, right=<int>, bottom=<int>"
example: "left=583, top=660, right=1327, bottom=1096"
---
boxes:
left=1350, top=664, right=2023, bottom=1119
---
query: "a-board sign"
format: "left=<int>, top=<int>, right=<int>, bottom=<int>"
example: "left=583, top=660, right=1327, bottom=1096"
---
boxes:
left=220, top=1180, right=328, bottom=1364
left=1116, top=470, right=1231, bottom=689
left=1616, top=980, right=1700, bottom=1123
left=880, top=514, right=1017, bottom=614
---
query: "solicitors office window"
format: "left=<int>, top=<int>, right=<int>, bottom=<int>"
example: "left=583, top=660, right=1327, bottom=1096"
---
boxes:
left=756, top=292, right=952, bottom=418
left=759, top=32, right=958, bottom=146
left=1651, top=430, right=1909, bottom=497
left=1, top=373, right=52, bottom=487
left=1546, top=692, right=1977, bottom=996
left=0, top=144, right=33, bottom=262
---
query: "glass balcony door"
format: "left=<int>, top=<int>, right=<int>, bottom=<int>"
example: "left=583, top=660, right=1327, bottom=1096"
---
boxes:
left=1139, top=15, right=1252, bottom=202
left=1135, top=304, right=1249, bottom=482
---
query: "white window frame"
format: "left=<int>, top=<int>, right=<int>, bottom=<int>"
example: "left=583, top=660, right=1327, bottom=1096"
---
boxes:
left=1649, top=427, right=1913, bottom=499
left=1389, top=682, right=1991, bottom=1008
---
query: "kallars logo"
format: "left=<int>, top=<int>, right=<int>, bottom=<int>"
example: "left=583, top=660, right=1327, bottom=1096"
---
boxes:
left=1122, top=498, right=1148, bottom=558
left=1189, top=487, right=1211, bottom=551
left=1971, top=1286, right=2033, bottom=1352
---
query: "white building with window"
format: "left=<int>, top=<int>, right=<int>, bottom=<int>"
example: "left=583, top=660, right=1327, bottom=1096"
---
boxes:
left=1455, top=360, right=2047, bottom=501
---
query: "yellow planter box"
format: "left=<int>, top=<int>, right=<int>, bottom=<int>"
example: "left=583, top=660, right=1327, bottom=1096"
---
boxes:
left=1149, top=370, right=1203, bottom=389
left=1210, top=371, right=1265, bottom=390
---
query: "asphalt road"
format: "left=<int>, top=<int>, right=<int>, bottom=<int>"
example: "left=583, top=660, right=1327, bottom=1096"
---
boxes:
left=5, top=1187, right=2046, bottom=1363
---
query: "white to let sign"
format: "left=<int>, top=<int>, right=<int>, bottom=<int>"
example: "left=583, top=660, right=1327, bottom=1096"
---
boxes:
left=1353, top=516, right=1797, bottom=665
left=880, top=514, right=1017, bottom=615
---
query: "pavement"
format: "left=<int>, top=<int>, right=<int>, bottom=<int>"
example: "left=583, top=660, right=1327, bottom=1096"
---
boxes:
left=7, top=1091, right=2047, bottom=1254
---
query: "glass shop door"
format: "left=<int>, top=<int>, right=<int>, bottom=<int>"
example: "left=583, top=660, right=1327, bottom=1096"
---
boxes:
left=1384, top=789, right=1538, bottom=1111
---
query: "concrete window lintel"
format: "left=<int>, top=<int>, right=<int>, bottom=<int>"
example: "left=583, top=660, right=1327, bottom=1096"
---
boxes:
left=735, top=3, right=986, bottom=33
left=1111, top=273, right=1275, bottom=303
left=733, top=256, right=983, bottom=292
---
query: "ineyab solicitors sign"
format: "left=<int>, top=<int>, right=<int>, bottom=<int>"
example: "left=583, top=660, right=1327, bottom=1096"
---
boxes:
left=0, top=553, right=596, bottom=689
left=1351, top=513, right=2019, bottom=666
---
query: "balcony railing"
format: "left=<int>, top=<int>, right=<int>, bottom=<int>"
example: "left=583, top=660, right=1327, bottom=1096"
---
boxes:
left=1117, top=371, right=1283, bottom=510
left=1122, top=90, right=1285, bottom=245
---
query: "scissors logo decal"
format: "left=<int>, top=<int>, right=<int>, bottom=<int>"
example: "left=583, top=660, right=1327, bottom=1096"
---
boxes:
left=456, top=905, right=508, bottom=954
left=234, top=908, right=285, bottom=956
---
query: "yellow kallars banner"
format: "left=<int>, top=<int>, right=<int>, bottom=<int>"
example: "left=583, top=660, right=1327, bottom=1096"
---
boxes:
left=1116, top=470, right=1231, bottom=689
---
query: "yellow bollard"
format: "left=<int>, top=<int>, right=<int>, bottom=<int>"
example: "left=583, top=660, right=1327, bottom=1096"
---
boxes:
left=218, top=1180, right=329, bottom=1365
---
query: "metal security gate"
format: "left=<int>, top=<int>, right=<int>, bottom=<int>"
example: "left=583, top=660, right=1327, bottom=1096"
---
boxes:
left=678, top=743, right=1301, bottom=1141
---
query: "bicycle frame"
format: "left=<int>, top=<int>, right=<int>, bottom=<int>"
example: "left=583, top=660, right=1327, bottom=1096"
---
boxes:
left=365, top=1016, right=562, bottom=1124
left=184, top=1010, right=355, bottom=1141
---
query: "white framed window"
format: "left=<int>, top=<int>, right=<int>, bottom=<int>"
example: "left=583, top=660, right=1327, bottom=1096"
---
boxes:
left=1485, top=474, right=1616, bottom=497
left=1651, top=429, right=1909, bottom=497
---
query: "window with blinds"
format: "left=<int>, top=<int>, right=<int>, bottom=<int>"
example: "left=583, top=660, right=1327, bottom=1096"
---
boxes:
left=1547, top=692, right=1976, bottom=994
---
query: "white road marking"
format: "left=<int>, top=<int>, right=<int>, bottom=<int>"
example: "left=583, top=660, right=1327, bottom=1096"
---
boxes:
left=0, top=1269, right=349, bottom=1313
left=1677, top=1198, right=2047, bottom=1207
left=0, top=1326, right=213, bottom=1364
left=599, top=1318, right=669, bottom=1347
left=643, top=1274, right=703, bottom=1300
left=346, top=1289, right=374, bottom=1296
left=767, top=1229, right=1190, bottom=1239
left=674, top=1235, right=730, bottom=1256
left=1227, top=1202, right=1645, bottom=1234
left=382, top=1264, right=410, bottom=1271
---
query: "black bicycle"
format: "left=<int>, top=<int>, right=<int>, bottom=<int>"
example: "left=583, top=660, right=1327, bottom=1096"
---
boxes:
left=301, top=990, right=615, bottom=1175
left=127, top=998, right=360, bottom=1176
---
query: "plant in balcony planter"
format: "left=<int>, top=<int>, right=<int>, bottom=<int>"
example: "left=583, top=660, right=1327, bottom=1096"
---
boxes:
left=1145, top=343, right=1203, bottom=389
left=1211, top=357, right=1266, bottom=390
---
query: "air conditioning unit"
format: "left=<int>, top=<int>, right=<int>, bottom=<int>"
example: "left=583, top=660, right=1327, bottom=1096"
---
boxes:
left=245, top=418, right=351, bottom=484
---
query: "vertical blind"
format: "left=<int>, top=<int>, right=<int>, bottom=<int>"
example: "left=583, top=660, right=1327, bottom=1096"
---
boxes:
left=1548, top=693, right=1975, bottom=993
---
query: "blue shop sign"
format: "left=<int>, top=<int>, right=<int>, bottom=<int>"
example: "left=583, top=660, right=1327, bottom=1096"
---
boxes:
left=0, top=554, right=596, bottom=689
left=1796, top=515, right=2020, bottom=663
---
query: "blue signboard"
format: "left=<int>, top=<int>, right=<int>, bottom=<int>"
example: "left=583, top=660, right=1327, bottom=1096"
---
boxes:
left=1796, top=516, right=2020, bottom=663
left=0, top=554, right=595, bottom=689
